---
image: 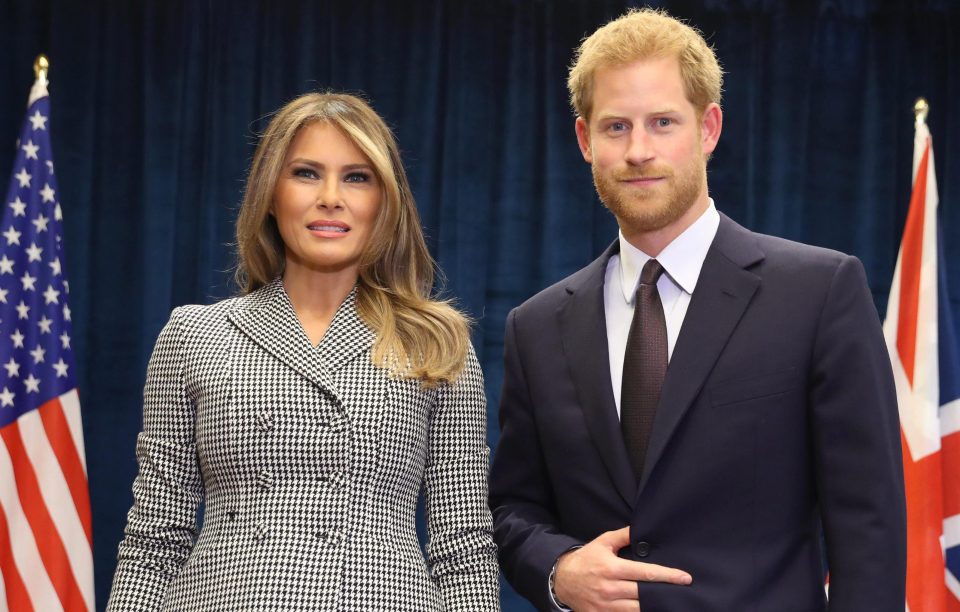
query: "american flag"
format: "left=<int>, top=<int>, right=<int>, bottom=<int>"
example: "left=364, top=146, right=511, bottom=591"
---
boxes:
left=883, top=102, right=960, bottom=611
left=0, top=67, right=94, bottom=611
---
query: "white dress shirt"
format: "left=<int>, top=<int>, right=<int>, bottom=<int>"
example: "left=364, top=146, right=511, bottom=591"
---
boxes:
left=604, top=200, right=720, bottom=416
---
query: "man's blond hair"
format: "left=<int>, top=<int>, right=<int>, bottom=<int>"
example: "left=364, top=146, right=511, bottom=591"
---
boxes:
left=567, top=7, right=723, bottom=121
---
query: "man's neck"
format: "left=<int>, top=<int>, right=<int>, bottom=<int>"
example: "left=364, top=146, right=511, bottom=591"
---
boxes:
left=621, top=195, right=710, bottom=257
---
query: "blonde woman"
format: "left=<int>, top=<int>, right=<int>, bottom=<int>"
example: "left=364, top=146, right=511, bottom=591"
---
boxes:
left=107, top=93, right=500, bottom=610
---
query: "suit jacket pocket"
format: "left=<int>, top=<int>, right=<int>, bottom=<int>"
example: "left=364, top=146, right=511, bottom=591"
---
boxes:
left=709, top=368, right=799, bottom=407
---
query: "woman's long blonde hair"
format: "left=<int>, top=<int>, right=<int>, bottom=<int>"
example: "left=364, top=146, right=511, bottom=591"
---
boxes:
left=235, top=92, right=470, bottom=386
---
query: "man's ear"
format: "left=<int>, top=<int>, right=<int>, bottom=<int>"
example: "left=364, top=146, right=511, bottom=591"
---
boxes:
left=700, top=103, right=722, bottom=156
left=575, top=116, right=593, bottom=164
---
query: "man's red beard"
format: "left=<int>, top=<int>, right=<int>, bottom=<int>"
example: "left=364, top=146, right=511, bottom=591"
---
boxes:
left=592, top=154, right=706, bottom=235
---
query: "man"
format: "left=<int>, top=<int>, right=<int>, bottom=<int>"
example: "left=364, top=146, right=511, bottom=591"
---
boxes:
left=489, top=8, right=905, bottom=611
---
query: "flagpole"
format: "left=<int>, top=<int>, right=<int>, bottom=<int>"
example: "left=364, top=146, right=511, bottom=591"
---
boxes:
left=915, top=97, right=929, bottom=125
left=33, top=54, right=48, bottom=82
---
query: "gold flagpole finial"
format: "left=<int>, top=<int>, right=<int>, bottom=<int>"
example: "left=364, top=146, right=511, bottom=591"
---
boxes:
left=33, top=55, right=49, bottom=82
left=914, top=97, right=929, bottom=124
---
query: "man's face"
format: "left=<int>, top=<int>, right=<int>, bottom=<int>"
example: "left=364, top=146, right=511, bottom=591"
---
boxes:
left=575, top=56, right=721, bottom=242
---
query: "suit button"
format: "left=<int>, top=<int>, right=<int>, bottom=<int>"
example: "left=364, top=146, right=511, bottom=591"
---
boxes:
left=254, top=524, right=269, bottom=542
left=257, top=470, right=275, bottom=490
left=634, top=541, right=651, bottom=557
left=256, top=410, right=274, bottom=432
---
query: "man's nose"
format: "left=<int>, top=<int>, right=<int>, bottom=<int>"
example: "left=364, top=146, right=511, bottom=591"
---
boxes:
left=624, top=130, right=655, bottom=165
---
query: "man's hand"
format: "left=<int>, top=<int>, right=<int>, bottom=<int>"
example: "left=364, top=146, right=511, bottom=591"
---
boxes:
left=554, top=527, right=692, bottom=611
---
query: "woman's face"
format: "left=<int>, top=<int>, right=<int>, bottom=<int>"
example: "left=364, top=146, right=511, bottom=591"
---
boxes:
left=271, top=121, right=381, bottom=276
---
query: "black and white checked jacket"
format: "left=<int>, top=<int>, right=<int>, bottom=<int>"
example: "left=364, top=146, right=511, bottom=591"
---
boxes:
left=106, top=279, right=500, bottom=611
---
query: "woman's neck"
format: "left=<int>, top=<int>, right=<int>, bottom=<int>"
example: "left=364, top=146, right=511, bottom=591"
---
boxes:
left=282, top=259, right=360, bottom=346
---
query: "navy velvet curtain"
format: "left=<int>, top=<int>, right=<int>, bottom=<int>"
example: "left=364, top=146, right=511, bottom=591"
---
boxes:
left=2, top=1, right=959, bottom=609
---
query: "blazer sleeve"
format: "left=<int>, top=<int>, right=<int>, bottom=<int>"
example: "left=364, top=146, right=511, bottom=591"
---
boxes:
left=489, top=308, right=584, bottom=610
left=106, top=307, right=203, bottom=611
left=809, top=256, right=906, bottom=609
left=424, top=343, right=501, bottom=610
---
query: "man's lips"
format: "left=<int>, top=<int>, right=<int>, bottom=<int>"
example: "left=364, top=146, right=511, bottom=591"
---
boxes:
left=620, top=176, right=665, bottom=186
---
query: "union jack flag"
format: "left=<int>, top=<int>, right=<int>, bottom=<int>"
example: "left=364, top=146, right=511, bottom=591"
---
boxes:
left=883, top=103, right=960, bottom=611
left=0, top=65, right=94, bottom=610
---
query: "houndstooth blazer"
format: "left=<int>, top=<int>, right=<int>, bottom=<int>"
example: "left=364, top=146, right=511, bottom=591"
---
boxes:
left=106, top=279, right=500, bottom=611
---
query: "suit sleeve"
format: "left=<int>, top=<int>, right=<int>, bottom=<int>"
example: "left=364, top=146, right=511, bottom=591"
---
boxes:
left=106, top=307, right=203, bottom=611
left=809, top=256, right=906, bottom=610
left=424, top=343, right=501, bottom=610
left=489, top=308, right=584, bottom=610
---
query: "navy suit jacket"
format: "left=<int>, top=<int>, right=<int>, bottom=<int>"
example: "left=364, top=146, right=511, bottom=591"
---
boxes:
left=489, top=213, right=906, bottom=611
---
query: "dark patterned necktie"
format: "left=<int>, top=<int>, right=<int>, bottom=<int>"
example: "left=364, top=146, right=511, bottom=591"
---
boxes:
left=621, top=258, right=667, bottom=479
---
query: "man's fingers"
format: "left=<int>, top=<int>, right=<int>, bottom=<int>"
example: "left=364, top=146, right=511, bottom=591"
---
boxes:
left=613, top=559, right=693, bottom=585
left=597, top=526, right=632, bottom=550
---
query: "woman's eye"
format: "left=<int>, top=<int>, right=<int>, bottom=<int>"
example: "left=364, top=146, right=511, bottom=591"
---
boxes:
left=292, top=167, right=318, bottom=179
left=344, top=172, right=371, bottom=183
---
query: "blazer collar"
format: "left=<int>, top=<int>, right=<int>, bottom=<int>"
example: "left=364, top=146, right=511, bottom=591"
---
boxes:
left=227, top=278, right=376, bottom=402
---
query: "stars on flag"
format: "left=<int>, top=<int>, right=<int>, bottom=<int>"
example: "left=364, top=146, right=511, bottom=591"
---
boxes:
left=28, top=110, right=47, bottom=130
left=23, top=373, right=39, bottom=394
left=21, top=140, right=39, bottom=160
left=2, top=95, right=76, bottom=419
left=14, top=168, right=30, bottom=188
left=39, top=183, right=55, bottom=203
left=3, top=226, right=21, bottom=246
left=8, top=197, right=26, bottom=217
left=19, top=272, right=36, bottom=291
left=25, top=242, right=42, bottom=262
left=52, top=358, right=68, bottom=378
left=43, top=285, right=59, bottom=304
left=29, top=345, right=45, bottom=364
left=32, top=214, right=49, bottom=233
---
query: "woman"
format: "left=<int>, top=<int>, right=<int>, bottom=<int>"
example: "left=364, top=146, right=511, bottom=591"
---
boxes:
left=106, top=93, right=500, bottom=610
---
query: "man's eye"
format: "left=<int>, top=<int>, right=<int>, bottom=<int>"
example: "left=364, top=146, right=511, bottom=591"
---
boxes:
left=656, top=118, right=673, bottom=128
left=608, top=122, right=628, bottom=132
left=345, top=172, right=371, bottom=183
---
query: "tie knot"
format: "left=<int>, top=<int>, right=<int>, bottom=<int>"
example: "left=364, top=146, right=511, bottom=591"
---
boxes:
left=640, top=259, right=664, bottom=286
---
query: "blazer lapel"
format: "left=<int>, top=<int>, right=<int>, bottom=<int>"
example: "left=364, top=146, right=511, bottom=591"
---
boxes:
left=638, top=215, right=765, bottom=493
left=557, top=242, right=637, bottom=507
left=227, top=278, right=353, bottom=402
left=314, top=289, right=376, bottom=375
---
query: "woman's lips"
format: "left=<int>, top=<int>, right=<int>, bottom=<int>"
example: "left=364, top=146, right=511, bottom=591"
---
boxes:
left=307, top=220, right=350, bottom=236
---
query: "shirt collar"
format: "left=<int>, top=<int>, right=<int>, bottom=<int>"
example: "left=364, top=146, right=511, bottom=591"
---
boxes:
left=618, top=199, right=720, bottom=303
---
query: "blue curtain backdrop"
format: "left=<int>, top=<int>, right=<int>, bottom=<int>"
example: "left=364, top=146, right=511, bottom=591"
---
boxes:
left=2, top=0, right=959, bottom=609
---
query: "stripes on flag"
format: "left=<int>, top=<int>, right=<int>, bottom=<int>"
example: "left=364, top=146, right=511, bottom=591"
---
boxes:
left=883, top=107, right=960, bottom=612
left=0, top=70, right=93, bottom=611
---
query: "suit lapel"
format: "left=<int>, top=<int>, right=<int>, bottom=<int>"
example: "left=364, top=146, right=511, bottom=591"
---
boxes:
left=227, top=279, right=373, bottom=403
left=558, top=242, right=637, bottom=507
left=637, top=214, right=765, bottom=493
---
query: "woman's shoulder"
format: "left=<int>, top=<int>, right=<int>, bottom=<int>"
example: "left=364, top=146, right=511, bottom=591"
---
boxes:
left=168, top=279, right=282, bottom=330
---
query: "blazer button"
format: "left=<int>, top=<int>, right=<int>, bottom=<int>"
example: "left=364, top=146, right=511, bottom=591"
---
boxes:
left=257, top=470, right=275, bottom=490
left=254, top=524, right=269, bottom=542
left=633, top=541, right=652, bottom=558
left=256, top=410, right=275, bottom=432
